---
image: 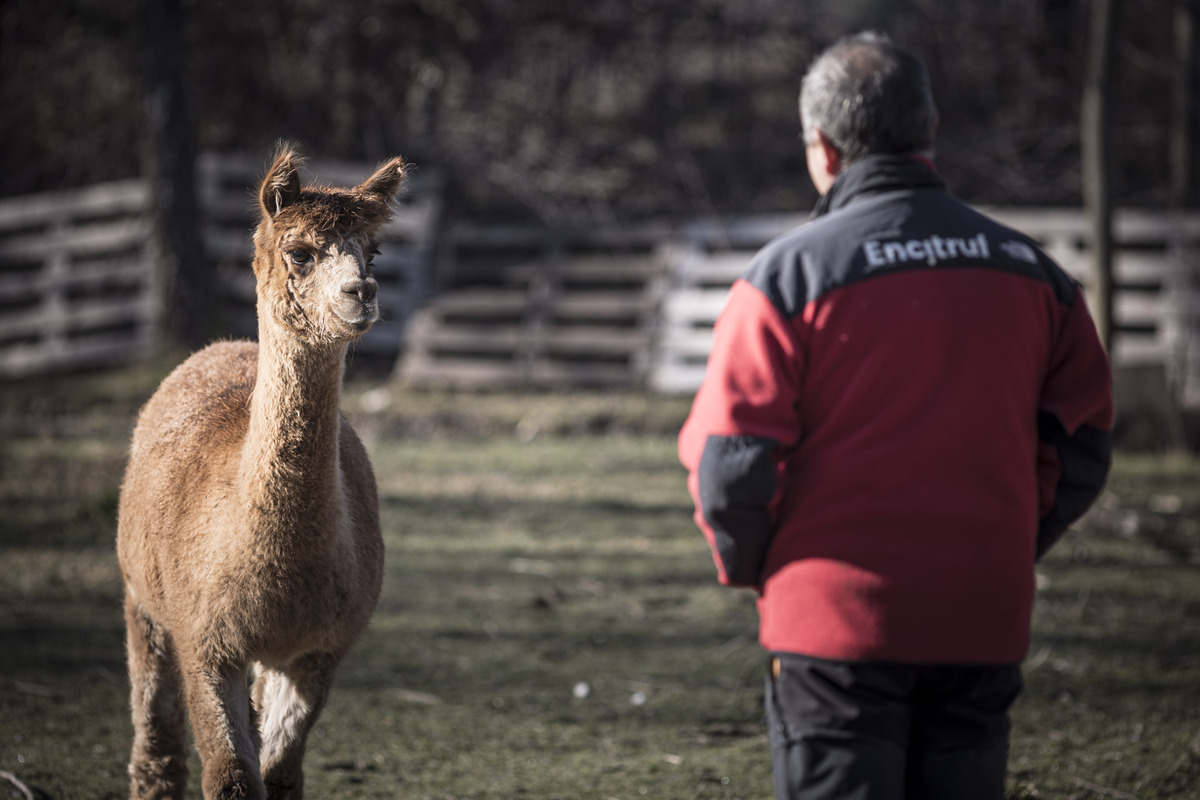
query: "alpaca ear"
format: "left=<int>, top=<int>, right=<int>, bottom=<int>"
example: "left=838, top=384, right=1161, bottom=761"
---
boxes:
left=259, top=144, right=304, bottom=218
left=357, top=157, right=407, bottom=203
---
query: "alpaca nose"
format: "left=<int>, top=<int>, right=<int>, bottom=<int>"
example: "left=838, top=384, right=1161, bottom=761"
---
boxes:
left=341, top=277, right=378, bottom=303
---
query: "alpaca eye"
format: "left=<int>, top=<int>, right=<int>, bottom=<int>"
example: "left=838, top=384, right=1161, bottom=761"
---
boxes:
left=287, top=250, right=313, bottom=267
left=367, top=247, right=380, bottom=264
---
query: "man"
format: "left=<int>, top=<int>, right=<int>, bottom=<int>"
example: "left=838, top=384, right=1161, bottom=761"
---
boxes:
left=678, top=32, right=1113, bottom=800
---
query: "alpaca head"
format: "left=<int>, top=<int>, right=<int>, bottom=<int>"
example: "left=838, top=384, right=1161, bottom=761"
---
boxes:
left=252, top=143, right=407, bottom=345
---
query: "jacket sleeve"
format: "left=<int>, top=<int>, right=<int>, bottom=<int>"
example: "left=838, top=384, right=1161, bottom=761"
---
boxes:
left=1036, top=283, right=1115, bottom=559
left=679, top=279, right=804, bottom=588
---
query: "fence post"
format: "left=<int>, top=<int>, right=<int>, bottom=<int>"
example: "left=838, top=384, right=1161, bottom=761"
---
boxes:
left=143, top=0, right=207, bottom=349
left=1082, top=0, right=1118, bottom=353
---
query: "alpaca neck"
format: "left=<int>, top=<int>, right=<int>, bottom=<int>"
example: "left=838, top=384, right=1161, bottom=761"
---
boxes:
left=241, top=321, right=348, bottom=522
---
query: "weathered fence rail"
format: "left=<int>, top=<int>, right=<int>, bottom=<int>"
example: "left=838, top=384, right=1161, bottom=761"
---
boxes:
left=399, top=223, right=670, bottom=388
left=0, top=180, right=159, bottom=378
left=647, top=215, right=802, bottom=394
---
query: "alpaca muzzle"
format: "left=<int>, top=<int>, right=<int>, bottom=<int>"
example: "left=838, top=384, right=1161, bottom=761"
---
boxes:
left=341, top=277, right=378, bottom=303
left=335, top=277, right=379, bottom=330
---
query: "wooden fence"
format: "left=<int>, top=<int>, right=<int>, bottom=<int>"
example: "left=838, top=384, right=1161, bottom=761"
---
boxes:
left=647, top=210, right=1200, bottom=409
left=3, top=172, right=1198, bottom=410
left=647, top=214, right=800, bottom=394
left=398, top=223, right=671, bottom=388
left=0, top=155, right=442, bottom=379
left=0, top=180, right=159, bottom=378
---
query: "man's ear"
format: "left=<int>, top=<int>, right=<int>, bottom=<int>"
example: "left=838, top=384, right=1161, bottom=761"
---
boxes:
left=259, top=142, right=304, bottom=219
left=815, top=130, right=842, bottom=178
left=357, top=157, right=407, bottom=204
left=806, top=129, right=843, bottom=195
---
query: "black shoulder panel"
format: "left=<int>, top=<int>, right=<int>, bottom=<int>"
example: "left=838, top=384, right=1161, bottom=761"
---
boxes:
left=741, top=189, right=1079, bottom=318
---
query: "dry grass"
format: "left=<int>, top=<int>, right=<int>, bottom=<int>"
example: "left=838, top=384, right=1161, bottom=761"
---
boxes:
left=1, top=361, right=1197, bottom=798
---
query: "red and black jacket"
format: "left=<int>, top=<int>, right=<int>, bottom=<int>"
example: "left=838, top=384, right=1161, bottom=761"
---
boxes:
left=679, top=155, right=1114, bottom=664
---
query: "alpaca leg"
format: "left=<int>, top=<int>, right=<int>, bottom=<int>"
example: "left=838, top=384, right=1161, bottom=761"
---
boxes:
left=125, top=594, right=189, bottom=800
left=253, top=653, right=339, bottom=800
left=181, top=661, right=266, bottom=800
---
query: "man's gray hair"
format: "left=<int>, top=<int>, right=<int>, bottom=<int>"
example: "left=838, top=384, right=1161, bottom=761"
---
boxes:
left=799, top=32, right=937, bottom=164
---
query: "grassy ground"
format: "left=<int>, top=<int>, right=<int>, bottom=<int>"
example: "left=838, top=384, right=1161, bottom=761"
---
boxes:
left=1, top=358, right=1197, bottom=799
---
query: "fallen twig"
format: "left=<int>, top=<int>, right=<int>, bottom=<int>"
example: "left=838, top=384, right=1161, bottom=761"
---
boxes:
left=0, top=770, right=34, bottom=800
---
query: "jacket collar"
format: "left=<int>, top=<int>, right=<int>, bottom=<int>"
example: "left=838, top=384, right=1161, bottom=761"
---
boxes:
left=812, top=154, right=945, bottom=219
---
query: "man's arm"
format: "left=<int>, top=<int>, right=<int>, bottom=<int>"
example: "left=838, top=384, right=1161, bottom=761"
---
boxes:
left=1036, top=284, right=1115, bottom=558
left=679, top=279, right=804, bottom=587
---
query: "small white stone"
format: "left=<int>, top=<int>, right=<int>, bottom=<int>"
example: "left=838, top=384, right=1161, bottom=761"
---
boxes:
left=360, top=387, right=392, bottom=413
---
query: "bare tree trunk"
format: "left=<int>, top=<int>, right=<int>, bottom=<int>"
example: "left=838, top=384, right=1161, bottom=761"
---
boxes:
left=143, top=0, right=209, bottom=350
left=1170, top=0, right=1197, bottom=209
left=1082, top=0, right=1117, bottom=353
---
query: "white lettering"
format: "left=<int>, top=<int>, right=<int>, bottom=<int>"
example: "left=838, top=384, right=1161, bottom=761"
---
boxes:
left=860, top=232, right=994, bottom=268
left=905, top=240, right=927, bottom=263
left=975, top=233, right=990, bottom=258
left=864, top=241, right=887, bottom=267
left=884, top=242, right=907, bottom=263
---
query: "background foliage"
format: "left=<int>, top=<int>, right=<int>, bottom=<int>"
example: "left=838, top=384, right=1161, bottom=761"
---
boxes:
left=0, top=0, right=1191, bottom=224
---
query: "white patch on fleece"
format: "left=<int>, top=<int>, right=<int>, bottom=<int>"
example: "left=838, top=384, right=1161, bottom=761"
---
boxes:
left=257, top=670, right=311, bottom=764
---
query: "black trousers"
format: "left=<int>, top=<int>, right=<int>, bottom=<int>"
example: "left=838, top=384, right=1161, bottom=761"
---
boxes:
left=765, top=653, right=1023, bottom=800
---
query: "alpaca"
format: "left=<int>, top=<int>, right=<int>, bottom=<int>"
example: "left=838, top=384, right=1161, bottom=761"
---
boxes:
left=116, top=144, right=403, bottom=800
